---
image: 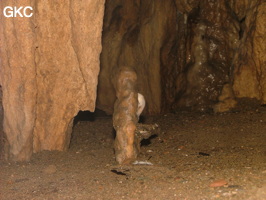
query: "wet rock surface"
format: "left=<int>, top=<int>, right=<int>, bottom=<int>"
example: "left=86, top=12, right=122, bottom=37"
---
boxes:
left=98, top=0, right=177, bottom=114
left=98, top=0, right=266, bottom=114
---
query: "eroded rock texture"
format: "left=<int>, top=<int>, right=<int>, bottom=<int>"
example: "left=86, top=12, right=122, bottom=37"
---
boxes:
left=113, top=67, right=138, bottom=164
left=98, top=0, right=266, bottom=114
left=232, top=1, right=266, bottom=103
left=98, top=0, right=177, bottom=114
left=0, top=86, right=4, bottom=159
left=0, top=0, right=105, bottom=161
left=174, top=0, right=239, bottom=111
left=0, top=0, right=36, bottom=161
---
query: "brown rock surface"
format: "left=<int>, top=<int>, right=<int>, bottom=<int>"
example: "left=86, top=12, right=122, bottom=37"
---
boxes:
left=0, top=0, right=105, bottom=161
left=112, top=66, right=138, bottom=164
left=0, top=0, right=36, bottom=161
left=174, top=0, right=238, bottom=111
left=232, top=1, right=266, bottom=103
left=33, top=0, right=105, bottom=152
left=213, top=84, right=237, bottom=113
left=0, top=86, right=4, bottom=159
left=98, top=0, right=266, bottom=114
left=98, top=0, right=177, bottom=114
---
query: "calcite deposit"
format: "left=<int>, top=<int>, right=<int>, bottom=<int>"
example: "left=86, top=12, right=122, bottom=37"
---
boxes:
left=213, top=84, right=237, bottom=113
left=112, top=66, right=138, bottom=164
left=98, top=0, right=178, bottom=114
left=232, top=1, right=266, bottom=103
left=112, top=67, right=159, bottom=164
left=0, top=0, right=105, bottom=161
left=98, top=0, right=266, bottom=114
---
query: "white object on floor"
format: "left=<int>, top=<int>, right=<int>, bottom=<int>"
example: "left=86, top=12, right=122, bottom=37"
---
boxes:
left=132, top=160, right=153, bottom=165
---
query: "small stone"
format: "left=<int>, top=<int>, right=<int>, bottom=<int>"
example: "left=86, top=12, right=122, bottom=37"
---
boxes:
left=209, top=179, right=227, bottom=187
left=178, top=146, right=185, bottom=150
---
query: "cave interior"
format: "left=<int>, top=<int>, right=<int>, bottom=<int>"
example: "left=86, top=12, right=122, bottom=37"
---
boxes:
left=0, top=0, right=266, bottom=199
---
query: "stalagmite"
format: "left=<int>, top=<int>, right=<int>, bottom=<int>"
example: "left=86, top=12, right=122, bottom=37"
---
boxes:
left=112, top=67, right=138, bottom=164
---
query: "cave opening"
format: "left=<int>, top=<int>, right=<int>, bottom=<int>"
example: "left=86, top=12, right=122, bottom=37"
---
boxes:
left=73, top=109, right=110, bottom=125
left=70, top=109, right=115, bottom=151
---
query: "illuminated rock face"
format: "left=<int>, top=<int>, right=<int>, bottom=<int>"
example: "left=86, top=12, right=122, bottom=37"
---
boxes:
left=0, top=0, right=105, bottom=161
left=112, top=67, right=138, bottom=164
left=98, top=0, right=266, bottom=113
left=112, top=67, right=157, bottom=164
left=98, top=0, right=177, bottom=114
left=232, top=2, right=266, bottom=103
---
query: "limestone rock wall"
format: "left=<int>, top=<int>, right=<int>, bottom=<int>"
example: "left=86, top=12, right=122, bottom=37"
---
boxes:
left=0, top=0, right=105, bottom=161
left=98, top=0, right=266, bottom=114
left=231, top=0, right=266, bottom=103
left=0, top=86, right=4, bottom=159
left=98, top=0, right=177, bottom=114
left=174, top=0, right=241, bottom=111
left=0, top=0, right=36, bottom=161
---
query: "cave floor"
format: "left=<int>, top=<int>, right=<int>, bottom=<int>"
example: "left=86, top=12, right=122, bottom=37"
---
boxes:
left=1, top=108, right=266, bottom=200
